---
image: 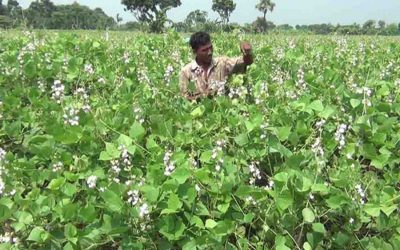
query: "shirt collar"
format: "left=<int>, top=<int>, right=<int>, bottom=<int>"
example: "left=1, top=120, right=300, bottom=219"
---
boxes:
left=190, top=58, right=218, bottom=72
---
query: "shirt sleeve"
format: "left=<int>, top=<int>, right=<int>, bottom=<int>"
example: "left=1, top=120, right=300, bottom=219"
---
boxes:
left=223, top=56, right=247, bottom=75
left=179, top=68, right=190, bottom=98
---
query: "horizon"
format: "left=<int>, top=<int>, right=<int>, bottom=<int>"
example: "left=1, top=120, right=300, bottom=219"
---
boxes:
left=19, top=0, right=400, bottom=26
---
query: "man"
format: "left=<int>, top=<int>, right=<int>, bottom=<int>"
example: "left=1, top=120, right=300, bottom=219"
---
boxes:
left=179, top=32, right=253, bottom=101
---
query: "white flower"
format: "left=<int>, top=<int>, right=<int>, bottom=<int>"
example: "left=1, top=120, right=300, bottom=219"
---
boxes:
left=127, top=190, right=140, bottom=206
left=52, top=161, right=63, bottom=172
left=63, top=107, right=79, bottom=126
left=349, top=218, right=354, bottom=224
left=139, top=203, right=149, bottom=218
left=84, top=63, right=94, bottom=75
left=51, top=80, right=65, bottom=104
left=86, top=175, right=97, bottom=188
left=98, top=78, right=106, bottom=84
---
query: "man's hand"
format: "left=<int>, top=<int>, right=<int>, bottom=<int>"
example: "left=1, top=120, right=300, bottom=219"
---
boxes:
left=240, top=42, right=253, bottom=66
left=240, top=42, right=252, bottom=55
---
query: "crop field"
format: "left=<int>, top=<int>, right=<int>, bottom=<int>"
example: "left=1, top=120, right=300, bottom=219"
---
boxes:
left=0, top=30, right=399, bottom=249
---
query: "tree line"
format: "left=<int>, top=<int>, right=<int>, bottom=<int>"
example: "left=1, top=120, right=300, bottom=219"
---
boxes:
left=0, top=0, right=116, bottom=29
left=0, top=0, right=399, bottom=36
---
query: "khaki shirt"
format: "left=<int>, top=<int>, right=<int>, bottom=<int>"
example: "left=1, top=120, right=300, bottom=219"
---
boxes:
left=179, top=56, right=246, bottom=98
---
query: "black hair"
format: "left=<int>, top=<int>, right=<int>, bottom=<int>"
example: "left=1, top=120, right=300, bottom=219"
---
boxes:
left=189, top=32, right=211, bottom=51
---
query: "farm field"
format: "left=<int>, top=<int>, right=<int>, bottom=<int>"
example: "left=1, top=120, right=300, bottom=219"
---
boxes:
left=0, top=30, right=400, bottom=249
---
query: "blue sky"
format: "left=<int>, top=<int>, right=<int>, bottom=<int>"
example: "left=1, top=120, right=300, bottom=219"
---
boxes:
left=21, top=0, right=400, bottom=25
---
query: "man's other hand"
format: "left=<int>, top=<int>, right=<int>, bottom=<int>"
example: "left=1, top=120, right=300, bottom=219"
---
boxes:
left=240, top=42, right=252, bottom=55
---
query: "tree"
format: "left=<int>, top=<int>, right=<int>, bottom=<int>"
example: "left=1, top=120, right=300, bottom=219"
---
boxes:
left=256, top=0, right=275, bottom=24
left=121, top=0, right=181, bottom=33
left=378, top=20, right=385, bottom=30
left=0, top=15, right=12, bottom=28
left=116, top=13, right=123, bottom=26
left=0, top=0, right=7, bottom=15
left=212, top=0, right=236, bottom=24
left=185, top=10, right=208, bottom=30
left=252, top=17, right=274, bottom=33
left=26, top=0, right=56, bottom=28
left=48, top=3, right=116, bottom=29
left=7, top=0, right=22, bottom=27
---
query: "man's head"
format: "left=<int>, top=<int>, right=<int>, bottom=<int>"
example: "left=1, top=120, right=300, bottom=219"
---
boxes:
left=189, top=32, right=213, bottom=65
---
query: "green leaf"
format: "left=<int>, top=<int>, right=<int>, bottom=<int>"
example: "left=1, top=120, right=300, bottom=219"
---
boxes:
left=117, top=134, right=133, bottom=147
left=17, top=211, right=33, bottom=225
left=141, top=185, right=159, bottom=203
left=129, top=122, right=146, bottom=140
left=381, top=205, right=397, bottom=217
left=276, top=127, right=291, bottom=141
left=326, top=195, right=348, bottom=209
left=302, top=208, right=315, bottom=223
left=205, top=219, right=218, bottom=229
left=350, top=99, right=361, bottom=108
left=168, top=194, right=182, bottom=211
left=100, top=190, right=124, bottom=212
left=0, top=204, right=11, bottom=223
left=64, top=223, right=77, bottom=239
left=47, top=177, right=66, bottom=190
left=191, top=105, right=205, bottom=117
left=312, top=223, right=326, bottom=234
left=309, top=100, right=324, bottom=111
left=364, top=203, right=381, bottom=217
left=276, top=190, right=293, bottom=212
left=234, top=133, right=248, bottom=146
left=244, top=213, right=254, bottom=223
left=27, top=227, right=49, bottom=243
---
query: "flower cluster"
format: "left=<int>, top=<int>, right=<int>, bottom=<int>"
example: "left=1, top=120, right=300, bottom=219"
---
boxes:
left=264, top=179, right=274, bottom=190
left=109, top=145, right=133, bottom=184
left=0, top=147, right=7, bottom=196
left=228, top=86, right=247, bottom=100
left=335, top=124, right=348, bottom=149
left=63, top=107, right=80, bottom=126
left=210, top=80, right=226, bottom=96
left=52, top=161, right=63, bottom=172
left=315, top=119, right=326, bottom=131
left=51, top=80, right=65, bottom=104
left=139, top=203, right=150, bottom=218
left=311, top=137, right=325, bottom=157
left=98, top=77, right=106, bottom=84
left=86, top=175, right=98, bottom=189
left=84, top=63, right=95, bottom=75
left=74, top=87, right=91, bottom=113
left=355, top=184, right=366, bottom=204
left=163, top=150, right=175, bottom=176
left=271, top=66, right=289, bottom=85
left=38, top=80, right=46, bottom=93
left=215, top=158, right=224, bottom=172
left=212, top=140, right=225, bottom=159
left=249, top=161, right=262, bottom=185
left=245, top=196, right=258, bottom=206
left=255, top=82, right=269, bottom=104
left=0, top=232, right=18, bottom=244
left=127, top=190, right=140, bottom=206
left=355, top=86, right=372, bottom=107
left=0, top=101, right=3, bottom=120
left=260, top=122, right=269, bottom=139
left=164, top=65, right=174, bottom=86
left=296, top=68, right=307, bottom=90
left=380, top=61, right=394, bottom=79
left=133, top=106, right=145, bottom=124
left=137, top=64, right=151, bottom=85
left=122, top=51, right=130, bottom=64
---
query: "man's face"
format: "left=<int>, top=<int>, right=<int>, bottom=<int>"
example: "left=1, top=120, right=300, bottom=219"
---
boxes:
left=195, top=42, right=213, bottom=65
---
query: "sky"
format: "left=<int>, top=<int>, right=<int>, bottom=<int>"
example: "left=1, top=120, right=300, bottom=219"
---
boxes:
left=20, top=0, right=400, bottom=26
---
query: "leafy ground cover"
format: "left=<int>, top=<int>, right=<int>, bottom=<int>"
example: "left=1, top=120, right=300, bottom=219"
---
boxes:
left=0, top=30, right=399, bottom=249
